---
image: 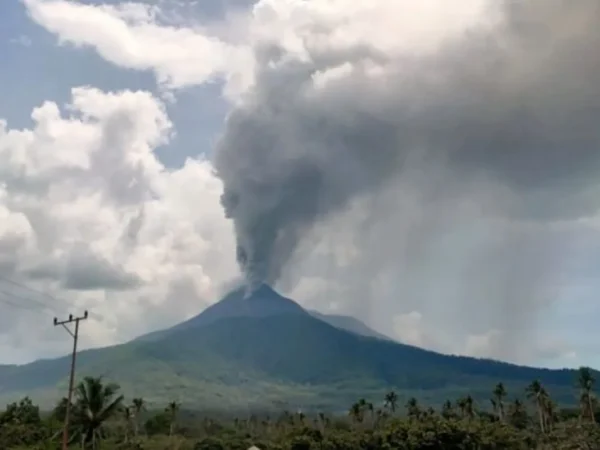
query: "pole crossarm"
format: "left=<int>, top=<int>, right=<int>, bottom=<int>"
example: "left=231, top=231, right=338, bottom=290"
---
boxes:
left=54, top=312, right=88, bottom=326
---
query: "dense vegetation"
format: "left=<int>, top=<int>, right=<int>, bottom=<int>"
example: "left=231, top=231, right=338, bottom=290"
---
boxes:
left=2, top=367, right=600, bottom=449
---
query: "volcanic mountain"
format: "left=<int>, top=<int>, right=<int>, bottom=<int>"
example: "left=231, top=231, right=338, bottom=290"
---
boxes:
left=0, top=285, right=586, bottom=410
left=137, top=284, right=391, bottom=344
left=136, top=284, right=307, bottom=343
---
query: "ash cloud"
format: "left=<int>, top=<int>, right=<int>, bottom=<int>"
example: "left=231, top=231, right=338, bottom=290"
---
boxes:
left=213, top=0, right=600, bottom=289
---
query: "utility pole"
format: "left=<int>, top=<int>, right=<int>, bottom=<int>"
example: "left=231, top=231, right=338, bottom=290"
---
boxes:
left=54, top=311, right=88, bottom=450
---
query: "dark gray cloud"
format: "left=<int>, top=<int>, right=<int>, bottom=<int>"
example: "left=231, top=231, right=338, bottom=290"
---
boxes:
left=62, top=245, right=141, bottom=291
left=272, top=175, right=597, bottom=363
left=213, top=0, right=600, bottom=288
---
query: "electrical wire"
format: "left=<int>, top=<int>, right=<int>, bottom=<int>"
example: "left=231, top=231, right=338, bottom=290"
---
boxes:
left=0, top=292, right=39, bottom=311
left=0, top=286, right=59, bottom=315
left=0, top=273, right=66, bottom=310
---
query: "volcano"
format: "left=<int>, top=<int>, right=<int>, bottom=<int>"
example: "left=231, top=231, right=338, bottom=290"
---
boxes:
left=0, top=285, right=588, bottom=411
left=169, top=283, right=307, bottom=330
left=136, top=284, right=309, bottom=343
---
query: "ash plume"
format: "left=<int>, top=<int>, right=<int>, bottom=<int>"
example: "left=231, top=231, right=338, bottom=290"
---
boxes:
left=213, top=0, right=600, bottom=290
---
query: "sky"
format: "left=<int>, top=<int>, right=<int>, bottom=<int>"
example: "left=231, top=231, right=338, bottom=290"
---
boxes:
left=0, top=0, right=599, bottom=369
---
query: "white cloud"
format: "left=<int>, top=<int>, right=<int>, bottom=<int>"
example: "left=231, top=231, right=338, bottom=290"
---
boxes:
left=393, top=311, right=427, bottom=348
left=0, top=86, right=238, bottom=363
left=464, top=330, right=504, bottom=359
left=464, top=329, right=577, bottom=365
left=391, top=311, right=577, bottom=366
left=23, top=0, right=495, bottom=98
left=23, top=0, right=254, bottom=94
left=248, top=0, right=498, bottom=57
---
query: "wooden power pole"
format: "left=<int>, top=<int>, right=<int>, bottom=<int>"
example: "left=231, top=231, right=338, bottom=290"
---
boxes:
left=54, top=311, right=88, bottom=450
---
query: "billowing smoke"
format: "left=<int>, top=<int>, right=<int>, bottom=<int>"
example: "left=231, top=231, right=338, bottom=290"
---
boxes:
left=213, top=0, right=600, bottom=291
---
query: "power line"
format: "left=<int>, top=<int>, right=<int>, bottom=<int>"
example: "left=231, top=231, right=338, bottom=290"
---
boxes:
left=0, top=293, right=40, bottom=311
left=0, top=286, right=59, bottom=314
left=0, top=273, right=67, bottom=309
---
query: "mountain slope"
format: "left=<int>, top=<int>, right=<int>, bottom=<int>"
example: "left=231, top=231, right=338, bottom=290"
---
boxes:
left=146, top=314, right=576, bottom=392
left=136, top=284, right=306, bottom=343
left=176, top=284, right=307, bottom=330
left=0, top=286, right=590, bottom=410
left=309, top=311, right=392, bottom=341
left=136, top=284, right=387, bottom=343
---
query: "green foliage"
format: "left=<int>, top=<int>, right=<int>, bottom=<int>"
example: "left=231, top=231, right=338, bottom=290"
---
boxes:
left=0, top=397, right=49, bottom=449
left=194, top=437, right=227, bottom=450
left=70, top=376, right=125, bottom=446
left=0, top=397, right=41, bottom=426
left=3, top=366, right=600, bottom=449
left=144, top=411, right=171, bottom=436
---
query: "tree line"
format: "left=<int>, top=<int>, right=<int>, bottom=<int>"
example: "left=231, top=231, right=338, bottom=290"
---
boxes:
left=1, top=367, right=599, bottom=449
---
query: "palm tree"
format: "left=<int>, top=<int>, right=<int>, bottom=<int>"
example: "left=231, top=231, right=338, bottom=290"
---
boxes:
left=51, top=397, right=71, bottom=422
left=366, top=401, right=375, bottom=426
left=508, top=399, right=528, bottom=429
left=278, top=410, right=293, bottom=429
left=384, top=391, right=398, bottom=414
left=374, top=408, right=387, bottom=428
left=122, top=406, right=133, bottom=443
left=296, top=411, right=306, bottom=426
left=441, top=400, right=454, bottom=419
left=526, top=380, right=546, bottom=433
left=317, top=412, right=327, bottom=432
left=578, top=366, right=596, bottom=423
left=456, top=396, right=474, bottom=419
left=166, top=401, right=180, bottom=436
left=543, top=397, right=557, bottom=431
left=131, top=397, right=145, bottom=437
left=247, top=413, right=257, bottom=434
left=492, top=383, right=507, bottom=421
left=406, top=397, right=420, bottom=419
left=72, top=376, right=124, bottom=449
left=464, top=395, right=475, bottom=419
left=457, top=397, right=467, bottom=418
left=349, top=402, right=363, bottom=424
left=491, top=398, right=498, bottom=419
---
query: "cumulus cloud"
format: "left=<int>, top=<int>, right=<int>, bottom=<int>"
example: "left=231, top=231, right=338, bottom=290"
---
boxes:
left=21, top=0, right=600, bottom=365
left=0, top=86, right=238, bottom=363
left=23, top=0, right=254, bottom=94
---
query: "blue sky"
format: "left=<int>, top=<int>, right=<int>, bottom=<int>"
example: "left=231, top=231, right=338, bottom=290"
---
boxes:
left=0, top=0, right=599, bottom=371
left=0, top=1, right=229, bottom=167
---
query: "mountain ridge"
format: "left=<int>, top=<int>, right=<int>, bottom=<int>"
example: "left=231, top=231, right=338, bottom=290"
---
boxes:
left=0, top=285, right=591, bottom=410
left=136, top=283, right=391, bottom=343
left=308, top=310, right=393, bottom=341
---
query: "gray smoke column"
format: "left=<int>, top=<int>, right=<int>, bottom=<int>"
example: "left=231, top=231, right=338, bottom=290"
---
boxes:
left=213, top=0, right=600, bottom=289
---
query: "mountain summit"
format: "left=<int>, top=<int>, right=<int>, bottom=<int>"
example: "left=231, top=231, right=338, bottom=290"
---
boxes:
left=137, top=283, right=306, bottom=343
left=177, top=283, right=307, bottom=331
